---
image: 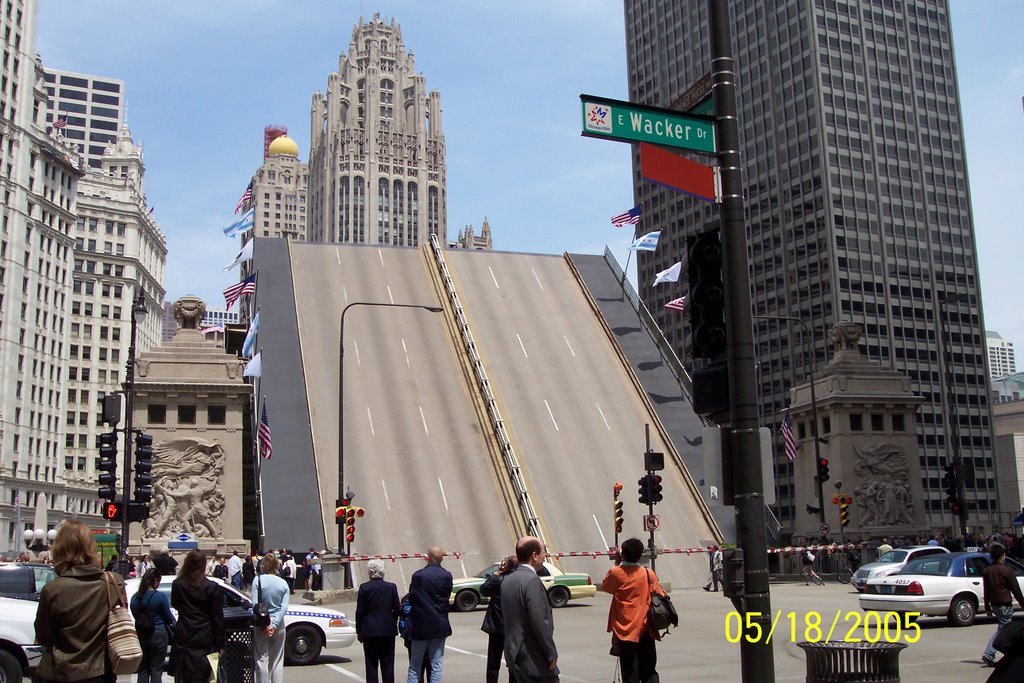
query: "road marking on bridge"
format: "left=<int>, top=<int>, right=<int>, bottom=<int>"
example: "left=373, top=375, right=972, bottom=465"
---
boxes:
left=378, top=249, right=385, bottom=268
left=419, top=405, right=430, bottom=435
left=335, top=247, right=341, bottom=265
left=438, top=478, right=450, bottom=514
left=563, top=335, right=576, bottom=357
left=366, top=406, right=375, bottom=436
left=327, top=662, right=364, bottom=680
left=343, top=285, right=348, bottom=303
left=387, top=285, right=395, bottom=304
left=592, top=513, right=609, bottom=550
left=516, top=333, right=529, bottom=358
left=401, top=338, right=411, bottom=367
left=446, top=645, right=486, bottom=659
left=353, top=340, right=361, bottom=366
left=532, top=267, right=544, bottom=290
left=488, top=266, right=500, bottom=289
left=595, top=402, right=612, bottom=431
left=544, top=399, right=560, bottom=431
left=381, top=479, right=391, bottom=510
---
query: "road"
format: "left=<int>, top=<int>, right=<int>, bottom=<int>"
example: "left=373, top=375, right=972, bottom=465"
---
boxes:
left=290, top=243, right=515, bottom=590
left=284, top=582, right=1005, bottom=681
left=446, top=250, right=717, bottom=587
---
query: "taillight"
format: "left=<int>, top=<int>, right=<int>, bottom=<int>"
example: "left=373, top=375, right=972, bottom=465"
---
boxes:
left=906, top=581, right=923, bottom=595
left=588, top=576, right=593, bottom=585
left=864, top=584, right=876, bottom=594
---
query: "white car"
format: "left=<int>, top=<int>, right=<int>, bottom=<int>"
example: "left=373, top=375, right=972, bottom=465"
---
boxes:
left=859, top=552, right=1024, bottom=626
left=0, top=596, right=45, bottom=681
left=125, top=576, right=356, bottom=665
left=851, top=545, right=950, bottom=592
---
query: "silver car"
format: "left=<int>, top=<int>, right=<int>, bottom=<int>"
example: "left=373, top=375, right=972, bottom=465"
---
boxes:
left=851, top=545, right=950, bottom=592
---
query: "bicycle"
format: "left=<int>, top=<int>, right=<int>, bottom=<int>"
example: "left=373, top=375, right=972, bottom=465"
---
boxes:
left=801, top=564, right=824, bottom=586
left=835, top=555, right=852, bottom=584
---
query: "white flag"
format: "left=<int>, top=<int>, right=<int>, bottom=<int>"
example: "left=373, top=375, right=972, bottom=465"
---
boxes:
left=652, top=261, right=683, bottom=287
left=223, top=239, right=254, bottom=271
left=243, top=352, right=262, bottom=378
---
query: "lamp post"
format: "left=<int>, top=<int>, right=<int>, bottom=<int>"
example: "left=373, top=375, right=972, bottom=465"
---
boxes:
left=753, top=315, right=826, bottom=530
left=939, top=293, right=969, bottom=536
left=119, top=290, right=148, bottom=575
left=337, top=302, right=443, bottom=554
left=23, top=528, right=57, bottom=557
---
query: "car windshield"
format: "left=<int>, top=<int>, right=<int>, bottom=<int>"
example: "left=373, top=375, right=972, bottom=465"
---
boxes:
left=899, top=556, right=953, bottom=576
left=475, top=564, right=499, bottom=579
left=877, top=550, right=907, bottom=563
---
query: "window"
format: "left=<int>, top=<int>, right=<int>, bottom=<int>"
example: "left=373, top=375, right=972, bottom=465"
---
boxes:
left=892, top=414, right=905, bottom=432
left=208, top=406, right=226, bottom=425
left=177, top=405, right=196, bottom=425
left=871, top=414, right=885, bottom=431
left=147, top=404, right=167, bottom=424
left=850, top=414, right=863, bottom=431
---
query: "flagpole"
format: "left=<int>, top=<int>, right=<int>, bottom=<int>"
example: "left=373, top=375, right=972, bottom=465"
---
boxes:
left=253, top=351, right=265, bottom=552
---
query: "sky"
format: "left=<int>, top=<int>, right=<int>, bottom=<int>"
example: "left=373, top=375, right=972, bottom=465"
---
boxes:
left=35, top=1, right=1024, bottom=346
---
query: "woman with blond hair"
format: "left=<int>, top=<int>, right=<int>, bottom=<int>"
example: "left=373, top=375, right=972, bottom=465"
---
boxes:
left=169, top=549, right=224, bottom=682
left=253, top=553, right=290, bottom=683
left=35, top=519, right=123, bottom=682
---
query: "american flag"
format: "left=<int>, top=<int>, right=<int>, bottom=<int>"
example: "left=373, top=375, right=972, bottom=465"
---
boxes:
left=258, top=400, right=273, bottom=460
left=234, top=181, right=253, bottom=214
left=781, top=411, right=797, bottom=462
left=223, top=274, right=256, bottom=310
left=52, top=117, right=67, bottom=130
left=610, top=205, right=642, bottom=227
left=665, top=295, right=688, bottom=312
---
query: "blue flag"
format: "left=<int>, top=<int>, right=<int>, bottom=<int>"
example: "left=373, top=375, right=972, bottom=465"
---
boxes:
left=242, top=310, right=260, bottom=358
left=629, top=231, right=661, bottom=251
left=223, top=209, right=254, bottom=238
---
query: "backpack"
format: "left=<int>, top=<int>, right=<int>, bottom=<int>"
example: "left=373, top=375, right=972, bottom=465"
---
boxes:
left=646, top=569, right=678, bottom=635
left=280, top=564, right=292, bottom=578
left=134, top=591, right=155, bottom=638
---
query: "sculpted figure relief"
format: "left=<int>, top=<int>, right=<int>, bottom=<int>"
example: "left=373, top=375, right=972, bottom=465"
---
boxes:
left=143, top=437, right=226, bottom=539
left=828, top=321, right=862, bottom=353
left=853, top=443, right=915, bottom=527
left=172, top=295, right=207, bottom=331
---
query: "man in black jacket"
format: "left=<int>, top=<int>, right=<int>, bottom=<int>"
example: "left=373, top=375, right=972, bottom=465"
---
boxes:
left=407, top=546, right=453, bottom=683
left=153, top=546, right=179, bottom=576
left=356, top=559, right=401, bottom=683
left=481, top=556, right=518, bottom=683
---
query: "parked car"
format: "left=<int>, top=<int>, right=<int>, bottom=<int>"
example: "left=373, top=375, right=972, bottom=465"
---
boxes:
left=851, top=545, right=950, bottom=592
left=0, top=563, right=56, bottom=601
left=858, top=552, right=1024, bottom=626
left=125, top=576, right=356, bottom=665
left=450, top=561, right=597, bottom=612
left=0, top=596, right=45, bottom=682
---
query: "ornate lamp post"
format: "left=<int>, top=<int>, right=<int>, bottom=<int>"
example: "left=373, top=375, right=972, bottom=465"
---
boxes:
left=119, top=291, right=148, bottom=574
left=23, top=528, right=58, bottom=557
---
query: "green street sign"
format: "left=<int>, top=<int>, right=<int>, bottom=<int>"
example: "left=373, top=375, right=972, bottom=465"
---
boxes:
left=580, top=94, right=716, bottom=154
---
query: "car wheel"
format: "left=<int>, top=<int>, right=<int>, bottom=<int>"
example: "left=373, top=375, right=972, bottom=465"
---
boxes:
left=547, top=586, right=570, bottom=609
left=947, top=594, right=977, bottom=627
left=454, top=590, right=480, bottom=612
left=284, top=624, right=323, bottom=666
left=0, top=649, right=22, bottom=683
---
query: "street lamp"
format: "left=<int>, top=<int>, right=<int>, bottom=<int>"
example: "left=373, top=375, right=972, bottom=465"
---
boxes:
left=939, top=293, right=970, bottom=536
left=23, top=528, right=58, bottom=556
left=119, top=290, right=148, bottom=574
left=753, top=315, right=826, bottom=530
left=337, top=302, right=443, bottom=556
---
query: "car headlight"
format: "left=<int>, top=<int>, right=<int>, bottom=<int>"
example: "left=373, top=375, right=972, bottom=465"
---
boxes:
left=329, top=617, right=347, bottom=628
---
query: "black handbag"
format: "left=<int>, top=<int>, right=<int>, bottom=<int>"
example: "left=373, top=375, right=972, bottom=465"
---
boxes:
left=646, top=569, right=678, bottom=635
left=254, top=576, right=272, bottom=628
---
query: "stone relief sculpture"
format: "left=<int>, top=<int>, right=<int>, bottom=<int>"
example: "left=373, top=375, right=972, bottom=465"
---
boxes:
left=173, top=295, right=207, bottom=331
left=828, top=321, right=862, bottom=353
left=143, top=437, right=226, bottom=539
left=853, top=443, right=915, bottom=526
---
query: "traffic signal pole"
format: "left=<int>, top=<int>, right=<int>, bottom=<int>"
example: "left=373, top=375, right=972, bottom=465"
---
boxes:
left=709, top=1, right=775, bottom=680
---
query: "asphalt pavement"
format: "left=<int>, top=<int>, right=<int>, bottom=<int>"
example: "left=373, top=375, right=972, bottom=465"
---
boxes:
left=284, top=581, right=1006, bottom=682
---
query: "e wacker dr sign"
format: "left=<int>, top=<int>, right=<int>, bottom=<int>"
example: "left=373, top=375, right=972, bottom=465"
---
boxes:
left=580, top=94, right=716, bottom=154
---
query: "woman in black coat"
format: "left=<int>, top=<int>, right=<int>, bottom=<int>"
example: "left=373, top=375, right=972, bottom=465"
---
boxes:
left=480, top=555, right=518, bottom=683
left=169, top=549, right=225, bottom=682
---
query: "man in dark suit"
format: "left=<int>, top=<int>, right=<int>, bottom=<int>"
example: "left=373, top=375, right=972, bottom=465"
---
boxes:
left=356, top=559, right=401, bottom=683
left=407, top=546, right=453, bottom=683
left=501, top=536, right=559, bottom=682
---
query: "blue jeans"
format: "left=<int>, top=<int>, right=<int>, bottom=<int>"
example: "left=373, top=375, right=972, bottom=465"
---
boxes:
left=984, top=604, right=1014, bottom=661
left=231, top=572, right=242, bottom=589
left=407, top=638, right=445, bottom=683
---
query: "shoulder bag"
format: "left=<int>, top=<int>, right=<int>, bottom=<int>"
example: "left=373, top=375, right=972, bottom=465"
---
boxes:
left=254, top=576, right=272, bottom=628
left=103, top=571, right=143, bottom=674
left=646, top=569, right=678, bottom=636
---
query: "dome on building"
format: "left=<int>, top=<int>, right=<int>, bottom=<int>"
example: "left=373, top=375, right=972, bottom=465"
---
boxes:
left=267, top=135, right=299, bottom=157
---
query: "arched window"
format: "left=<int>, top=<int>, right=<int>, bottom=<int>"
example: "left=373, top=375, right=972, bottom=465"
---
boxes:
left=408, top=182, right=418, bottom=245
left=353, top=176, right=365, bottom=243
left=357, top=79, right=366, bottom=122
left=393, top=180, right=405, bottom=245
left=339, top=177, right=350, bottom=242
left=378, top=178, right=390, bottom=243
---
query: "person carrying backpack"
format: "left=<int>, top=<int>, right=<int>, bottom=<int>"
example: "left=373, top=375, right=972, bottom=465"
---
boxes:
left=130, top=568, right=176, bottom=683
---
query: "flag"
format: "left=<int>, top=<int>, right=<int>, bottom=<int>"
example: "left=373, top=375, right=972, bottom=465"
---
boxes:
left=223, top=239, right=254, bottom=271
left=242, top=311, right=260, bottom=358
left=223, top=208, right=254, bottom=238
left=243, top=352, right=262, bottom=378
left=234, top=181, right=254, bottom=214
left=223, top=274, right=256, bottom=310
left=782, top=411, right=796, bottom=462
left=200, top=325, right=225, bottom=336
left=652, top=261, right=683, bottom=286
left=629, top=231, right=661, bottom=251
left=13, top=491, right=19, bottom=511
left=611, top=205, right=642, bottom=227
left=665, top=296, right=688, bottom=312
left=258, top=400, right=273, bottom=459
left=52, top=118, right=67, bottom=130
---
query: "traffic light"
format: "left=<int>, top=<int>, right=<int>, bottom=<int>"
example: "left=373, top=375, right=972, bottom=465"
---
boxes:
left=133, top=432, right=153, bottom=505
left=335, top=505, right=348, bottom=525
left=102, top=501, right=123, bottom=522
left=97, top=431, right=119, bottom=500
left=818, top=457, right=830, bottom=483
left=650, top=475, right=663, bottom=504
left=832, top=495, right=839, bottom=505
left=686, top=229, right=727, bottom=359
left=943, top=463, right=961, bottom=512
left=613, top=500, right=624, bottom=534
left=839, top=495, right=851, bottom=527
left=637, top=476, right=651, bottom=505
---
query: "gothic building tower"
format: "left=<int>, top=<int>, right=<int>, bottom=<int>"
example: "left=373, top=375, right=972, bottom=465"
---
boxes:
left=308, top=14, right=446, bottom=247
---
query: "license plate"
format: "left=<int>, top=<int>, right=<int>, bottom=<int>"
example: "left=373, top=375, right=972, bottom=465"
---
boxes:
left=879, top=585, right=894, bottom=595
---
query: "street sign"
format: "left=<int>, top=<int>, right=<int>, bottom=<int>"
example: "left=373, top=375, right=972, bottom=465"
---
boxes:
left=580, top=94, right=716, bottom=154
left=640, top=142, right=719, bottom=203
left=819, top=523, right=831, bottom=536
left=671, top=72, right=713, bottom=115
left=644, top=514, right=660, bottom=532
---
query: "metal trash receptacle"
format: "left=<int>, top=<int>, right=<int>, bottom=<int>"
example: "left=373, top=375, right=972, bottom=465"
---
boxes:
left=218, top=613, right=255, bottom=683
left=797, top=641, right=907, bottom=682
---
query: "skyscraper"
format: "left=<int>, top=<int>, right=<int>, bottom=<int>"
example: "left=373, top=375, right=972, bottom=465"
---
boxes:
left=986, top=331, right=1016, bottom=379
left=624, top=0, right=994, bottom=530
left=251, top=130, right=308, bottom=241
left=307, top=14, right=446, bottom=247
left=42, top=68, right=124, bottom=170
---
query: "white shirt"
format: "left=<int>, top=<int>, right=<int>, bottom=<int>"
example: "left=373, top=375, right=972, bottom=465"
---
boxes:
left=228, top=554, right=243, bottom=577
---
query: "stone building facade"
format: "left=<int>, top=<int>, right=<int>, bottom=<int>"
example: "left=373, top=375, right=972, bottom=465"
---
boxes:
left=251, top=133, right=308, bottom=241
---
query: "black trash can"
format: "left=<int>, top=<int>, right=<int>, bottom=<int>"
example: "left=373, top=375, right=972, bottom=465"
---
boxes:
left=218, top=613, right=255, bottom=683
left=797, top=641, right=908, bottom=682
